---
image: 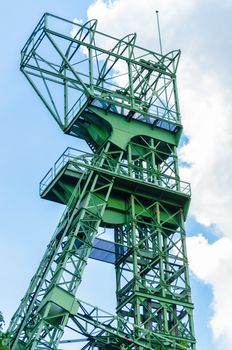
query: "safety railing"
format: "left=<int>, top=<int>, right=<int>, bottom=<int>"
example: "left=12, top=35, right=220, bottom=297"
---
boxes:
left=75, top=298, right=194, bottom=348
left=40, top=147, right=191, bottom=196
left=21, top=13, right=182, bottom=133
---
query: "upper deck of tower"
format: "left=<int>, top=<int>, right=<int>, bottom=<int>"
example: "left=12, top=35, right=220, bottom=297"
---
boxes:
left=20, top=13, right=182, bottom=147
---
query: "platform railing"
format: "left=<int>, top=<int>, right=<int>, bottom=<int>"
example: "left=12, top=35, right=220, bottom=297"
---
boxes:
left=21, top=13, right=182, bottom=133
left=72, top=298, right=194, bottom=349
left=39, top=147, right=191, bottom=196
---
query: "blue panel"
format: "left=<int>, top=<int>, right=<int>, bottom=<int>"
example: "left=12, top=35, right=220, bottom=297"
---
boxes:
left=75, top=238, right=128, bottom=264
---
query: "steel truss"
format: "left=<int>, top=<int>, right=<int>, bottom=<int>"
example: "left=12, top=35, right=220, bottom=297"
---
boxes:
left=7, top=13, right=196, bottom=350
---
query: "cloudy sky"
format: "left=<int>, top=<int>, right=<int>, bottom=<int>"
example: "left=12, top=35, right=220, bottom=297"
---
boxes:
left=1, top=1, right=232, bottom=349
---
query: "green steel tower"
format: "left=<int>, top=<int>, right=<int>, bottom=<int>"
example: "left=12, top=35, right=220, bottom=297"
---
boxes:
left=7, top=13, right=196, bottom=350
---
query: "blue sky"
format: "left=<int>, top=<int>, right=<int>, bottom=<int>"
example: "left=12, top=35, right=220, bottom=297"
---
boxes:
left=1, top=1, right=232, bottom=349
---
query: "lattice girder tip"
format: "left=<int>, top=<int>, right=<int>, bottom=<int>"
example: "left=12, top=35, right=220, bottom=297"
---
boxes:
left=20, top=13, right=182, bottom=150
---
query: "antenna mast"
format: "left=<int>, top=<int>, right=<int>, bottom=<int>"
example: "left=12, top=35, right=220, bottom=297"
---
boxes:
left=156, top=10, right=163, bottom=55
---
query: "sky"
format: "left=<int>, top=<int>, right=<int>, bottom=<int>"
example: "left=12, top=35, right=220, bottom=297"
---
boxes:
left=0, top=1, right=232, bottom=349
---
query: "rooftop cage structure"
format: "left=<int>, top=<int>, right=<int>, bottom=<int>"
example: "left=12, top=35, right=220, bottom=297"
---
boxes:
left=21, top=13, right=182, bottom=149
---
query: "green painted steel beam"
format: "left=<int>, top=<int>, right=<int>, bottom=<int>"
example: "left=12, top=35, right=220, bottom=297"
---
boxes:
left=7, top=12, right=196, bottom=350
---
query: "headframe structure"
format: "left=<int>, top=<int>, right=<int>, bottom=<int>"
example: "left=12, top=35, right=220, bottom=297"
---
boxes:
left=7, top=13, right=196, bottom=350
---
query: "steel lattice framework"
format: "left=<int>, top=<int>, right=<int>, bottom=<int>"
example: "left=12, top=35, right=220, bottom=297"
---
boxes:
left=7, top=13, right=196, bottom=350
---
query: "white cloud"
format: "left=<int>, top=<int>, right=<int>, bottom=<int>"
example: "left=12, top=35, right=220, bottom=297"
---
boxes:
left=87, top=1, right=232, bottom=348
left=187, top=235, right=232, bottom=348
left=179, top=61, right=232, bottom=232
left=70, top=18, right=83, bottom=38
left=87, top=0, right=196, bottom=50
